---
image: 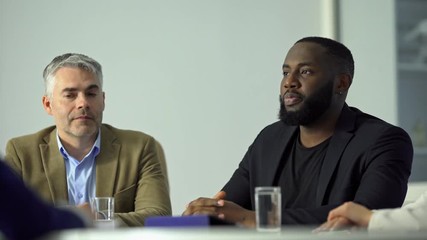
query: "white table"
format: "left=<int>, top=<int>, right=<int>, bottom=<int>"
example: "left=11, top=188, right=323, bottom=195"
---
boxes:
left=42, top=226, right=427, bottom=240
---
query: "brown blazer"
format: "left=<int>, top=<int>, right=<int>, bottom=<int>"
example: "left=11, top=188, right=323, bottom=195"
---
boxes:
left=5, top=124, right=171, bottom=226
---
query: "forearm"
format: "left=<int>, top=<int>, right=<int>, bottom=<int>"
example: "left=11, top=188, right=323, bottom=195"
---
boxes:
left=368, top=195, right=427, bottom=232
left=115, top=207, right=171, bottom=226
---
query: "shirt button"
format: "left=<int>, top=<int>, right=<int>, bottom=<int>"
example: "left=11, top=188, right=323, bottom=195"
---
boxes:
left=78, top=193, right=83, bottom=198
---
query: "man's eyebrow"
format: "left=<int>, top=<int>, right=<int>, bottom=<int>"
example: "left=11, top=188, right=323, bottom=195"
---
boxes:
left=86, top=84, right=100, bottom=91
left=282, top=62, right=314, bottom=69
left=61, top=84, right=100, bottom=93
left=61, top=87, right=77, bottom=93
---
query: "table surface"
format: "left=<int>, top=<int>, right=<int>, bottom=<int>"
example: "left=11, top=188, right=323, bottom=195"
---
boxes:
left=42, top=226, right=427, bottom=240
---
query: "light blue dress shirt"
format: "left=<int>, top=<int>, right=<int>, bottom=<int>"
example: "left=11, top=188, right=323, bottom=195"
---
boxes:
left=57, top=131, right=101, bottom=206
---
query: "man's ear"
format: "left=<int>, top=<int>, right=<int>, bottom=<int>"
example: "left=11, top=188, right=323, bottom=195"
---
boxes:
left=335, top=73, right=351, bottom=94
left=102, top=92, right=106, bottom=111
left=42, top=95, right=53, bottom=115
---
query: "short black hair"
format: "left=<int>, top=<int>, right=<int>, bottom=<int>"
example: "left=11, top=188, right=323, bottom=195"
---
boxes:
left=296, top=36, right=354, bottom=80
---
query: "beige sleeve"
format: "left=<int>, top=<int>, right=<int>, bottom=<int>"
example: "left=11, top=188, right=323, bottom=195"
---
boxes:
left=368, top=191, right=427, bottom=231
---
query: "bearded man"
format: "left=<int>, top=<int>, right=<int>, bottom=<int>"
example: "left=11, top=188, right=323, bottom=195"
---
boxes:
left=183, top=36, right=413, bottom=226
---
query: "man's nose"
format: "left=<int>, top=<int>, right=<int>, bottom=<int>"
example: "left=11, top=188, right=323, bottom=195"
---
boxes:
left=76, top=94, right=89, bottom=109
left=283, top=72, right=300, bottom=89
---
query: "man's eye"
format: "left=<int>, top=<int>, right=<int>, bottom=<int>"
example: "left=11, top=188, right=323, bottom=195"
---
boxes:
left=87, top=93, right=97, bottom=97
left=301, top=69, right=312, bottom=75
left=283, top=71, right=289, bottom=76
left=64, top=94, right=75, bottom=98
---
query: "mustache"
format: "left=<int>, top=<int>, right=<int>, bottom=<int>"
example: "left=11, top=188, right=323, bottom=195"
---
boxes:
left=73, top=109, right=94, bottom=119
left=280, top=91, right=304, bottom=101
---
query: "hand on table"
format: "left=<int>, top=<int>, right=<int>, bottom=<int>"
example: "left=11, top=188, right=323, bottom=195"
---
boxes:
left=182, top=191, right=256, bottom=228
left=76, top=202, right=96, bottom=220
left=314, top=201, right=373, bottom=232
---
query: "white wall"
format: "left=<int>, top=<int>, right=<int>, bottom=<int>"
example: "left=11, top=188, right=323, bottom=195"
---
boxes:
left=0, top=0, right=398, bottom=215
left=340, top=0, right=397, bottom=124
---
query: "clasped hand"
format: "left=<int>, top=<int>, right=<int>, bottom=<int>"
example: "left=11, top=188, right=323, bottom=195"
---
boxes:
left=182, top=191, right=256, bottom=228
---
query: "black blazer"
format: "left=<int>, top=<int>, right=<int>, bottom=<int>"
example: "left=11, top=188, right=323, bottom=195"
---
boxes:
left=223, top=105, right=413, bottom=224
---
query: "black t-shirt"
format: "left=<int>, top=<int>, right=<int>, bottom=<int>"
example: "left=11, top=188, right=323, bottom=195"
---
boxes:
left=276, top=134, right=330, bottom=209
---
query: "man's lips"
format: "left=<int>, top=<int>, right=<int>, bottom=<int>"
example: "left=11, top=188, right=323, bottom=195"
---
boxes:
left=74, top=115, right=93, bottom=120
left=283, top=92, right=303, bottom=106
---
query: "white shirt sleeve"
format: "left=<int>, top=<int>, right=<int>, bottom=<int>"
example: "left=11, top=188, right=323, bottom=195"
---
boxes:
left=368, top=191, right=427, bottom=231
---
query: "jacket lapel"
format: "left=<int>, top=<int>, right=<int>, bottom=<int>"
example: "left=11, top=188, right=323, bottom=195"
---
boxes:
left=263, top=124, right=298, bottom=186
left=40, top=129, right=68, bottom=204
left=316, top=105, right=356, bottom=205
left=95, top=125, right=120, bottom=197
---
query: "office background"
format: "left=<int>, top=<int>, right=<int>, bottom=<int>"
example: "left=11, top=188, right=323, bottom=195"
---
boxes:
left=0, top=0, right=415, bottom=215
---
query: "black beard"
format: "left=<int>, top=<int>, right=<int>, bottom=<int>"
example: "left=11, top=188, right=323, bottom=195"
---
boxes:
left=278, top=80, right=333, bottom=126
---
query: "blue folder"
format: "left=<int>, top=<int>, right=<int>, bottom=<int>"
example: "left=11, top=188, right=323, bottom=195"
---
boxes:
left=145, top=215, right=234, bottom=227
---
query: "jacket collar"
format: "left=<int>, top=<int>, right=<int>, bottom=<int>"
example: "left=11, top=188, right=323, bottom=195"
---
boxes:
left=315, top=104, right=357, bottom=205
left=40, top=124, right=120, bottom=203
left=95, top=125, right=120, bottom=197
left=40, top=129, right=68, bottom=204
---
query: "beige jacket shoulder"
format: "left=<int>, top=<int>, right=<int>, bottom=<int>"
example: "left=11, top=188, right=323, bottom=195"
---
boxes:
left=5, top=124, right=171, bottom=226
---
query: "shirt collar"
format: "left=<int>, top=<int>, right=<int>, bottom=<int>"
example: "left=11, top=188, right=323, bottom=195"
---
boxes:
left=57, top=129, right=101, bottom=160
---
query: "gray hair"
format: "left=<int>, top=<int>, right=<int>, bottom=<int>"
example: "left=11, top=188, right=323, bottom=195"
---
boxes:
left=43, top=53, right=103, bottom=98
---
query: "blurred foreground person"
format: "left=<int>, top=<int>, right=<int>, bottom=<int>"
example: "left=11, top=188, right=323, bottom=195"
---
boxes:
left=0, top=159, right=88, bottom=240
